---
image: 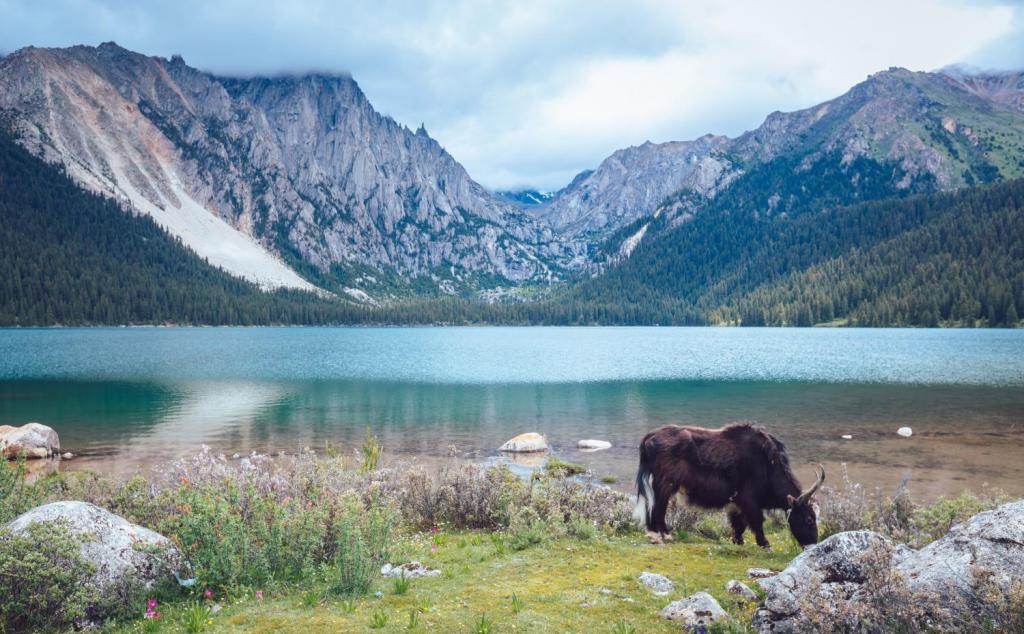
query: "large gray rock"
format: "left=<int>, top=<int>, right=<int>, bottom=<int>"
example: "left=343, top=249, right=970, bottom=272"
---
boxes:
left=661, top=592, right=729, bottom=628
left=754, top=501, right=1024, bottom=633
left=5, top=502, right=190, bottom=594
left=0, top=422, right=59, bottom=459
left=897, top=500, right=1024, bottom=607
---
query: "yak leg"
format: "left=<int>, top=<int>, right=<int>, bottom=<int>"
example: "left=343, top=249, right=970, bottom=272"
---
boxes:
left=736, top=492, right=770, bottom=550
left=648, top=479, right=678, bottom=544
left=726, top=504, right=747, bottom=545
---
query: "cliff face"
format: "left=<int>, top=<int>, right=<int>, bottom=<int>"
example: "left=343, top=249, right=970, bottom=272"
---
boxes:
left=0, top=42, right=579, bottom=295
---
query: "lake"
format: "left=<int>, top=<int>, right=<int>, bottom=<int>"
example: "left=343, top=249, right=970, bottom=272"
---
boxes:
left=1, top=327, right=1023, bottom=497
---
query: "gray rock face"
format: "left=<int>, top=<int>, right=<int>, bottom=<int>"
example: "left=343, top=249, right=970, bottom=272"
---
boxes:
left=660, top=591, right=729, bottom=627
left=638, top=571, right=674, bottom=596
left=753, top=501, right=1024, bottom=633
left=532, top=135, right=736, bottom=238
left=0, top=422, right=60, bottom=459
left=0, top=43, right=582, bottom=295
left=5, top=501, right=190, bottom=593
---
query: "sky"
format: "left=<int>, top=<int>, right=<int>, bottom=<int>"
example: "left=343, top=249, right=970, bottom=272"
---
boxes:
left=1, top=0, right=1021, bottom=191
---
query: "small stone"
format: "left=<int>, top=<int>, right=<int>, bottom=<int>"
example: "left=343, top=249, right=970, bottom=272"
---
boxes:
left=210, top=604, right=222, bottom=614
left=747, top=568, right=777, bottom=579
left=726, top=580, right=758, bottom=601
left=577, top=439, right=612, bottom=451
left=499, top=432, right=548, bottom=453
left=61, top=452, right=74, bottom=459
left=841, top=434, right=852, bottom=440
left=380, top=561, right=441, bottom=578
left=897, top=426, right=913, bottom=437
left=638, top=571, right=674, bottom=596
left=661, top=592, right=728, bottom=627
left=599, top=587, right=613, bottom=595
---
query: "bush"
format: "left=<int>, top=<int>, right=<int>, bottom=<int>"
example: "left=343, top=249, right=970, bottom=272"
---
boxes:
left=326, top=500, right=392, bottom=596
left=819, top=464, right=1008, bottom=547
left=544, top=457, right=587, bottom=478
left=0, top=521, right=96, bottom=632
left=0, top=456, right=43, bottom=524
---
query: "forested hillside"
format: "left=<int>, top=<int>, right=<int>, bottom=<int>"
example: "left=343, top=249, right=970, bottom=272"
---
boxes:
left=0, top=127, right=363, bottom=326
left=1, top=122, right=1021, bottom=327
left=565, top=177, right=1024, bottom=326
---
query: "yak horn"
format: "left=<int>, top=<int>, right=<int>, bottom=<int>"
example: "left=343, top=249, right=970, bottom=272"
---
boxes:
left=796, top=464, right=826, bottom=505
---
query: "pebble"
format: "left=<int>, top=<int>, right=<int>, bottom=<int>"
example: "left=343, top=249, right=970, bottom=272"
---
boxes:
left=897, top=426, right=913, bottom=437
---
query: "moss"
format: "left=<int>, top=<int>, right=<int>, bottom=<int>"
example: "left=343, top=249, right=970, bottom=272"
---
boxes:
left=544, top=457, right=587, bottom=478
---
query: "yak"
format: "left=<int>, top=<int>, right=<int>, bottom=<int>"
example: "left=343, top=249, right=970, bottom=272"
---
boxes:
left=635, top=422, right=825, bottom=549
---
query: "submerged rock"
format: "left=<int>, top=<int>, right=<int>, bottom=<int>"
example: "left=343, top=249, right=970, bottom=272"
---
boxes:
left=380, top=561, right=441, bottom=578
left=0, top=422, right=60, bottom=459
left=638, top=571, right=674, bottom=596
left=499, top=432, right=548, bottom=453
left=5, top=502, right=190, bottom=595
left=897, top=426, right=913, bottom=437
left=661, top=592, right=728, bottom=627
left=577, top=439, right=612, bottom=451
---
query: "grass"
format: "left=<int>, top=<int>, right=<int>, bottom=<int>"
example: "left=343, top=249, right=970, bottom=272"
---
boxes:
left=544, top=456, right=587, bottom=478
left=111, top=526, right=796, bottom=633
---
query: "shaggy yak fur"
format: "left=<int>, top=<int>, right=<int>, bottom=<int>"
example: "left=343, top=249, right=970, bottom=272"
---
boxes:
left=635, top=422, right=824, bottom=548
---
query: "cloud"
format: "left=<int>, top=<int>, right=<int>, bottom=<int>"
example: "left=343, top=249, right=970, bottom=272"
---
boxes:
left=0, top=0, right=1019, bottom=190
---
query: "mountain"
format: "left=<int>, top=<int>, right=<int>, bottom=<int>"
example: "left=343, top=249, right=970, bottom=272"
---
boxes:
left=0, top=43, right=579, bottom=300
left=535, top=67, right=1024, bottom=249
left=496, top=189, right=554, bottom=207
left=0, top=125, right=359, bottom=326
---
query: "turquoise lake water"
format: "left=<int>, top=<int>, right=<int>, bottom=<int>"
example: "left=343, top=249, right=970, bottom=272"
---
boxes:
left=1, top=327, right=1022, bottom=494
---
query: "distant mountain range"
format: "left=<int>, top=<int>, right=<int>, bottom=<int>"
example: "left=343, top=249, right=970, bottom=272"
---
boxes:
left=1, top=43, right=1022, bottom=326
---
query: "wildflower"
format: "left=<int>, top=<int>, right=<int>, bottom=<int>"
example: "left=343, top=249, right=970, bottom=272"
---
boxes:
left=203, top=588, right=214, bottom=600
left=144, top=598, right=160, bottom=619
left=431, top=543, right=439, bottom=552
left=255, top=590, right=264, bottom=600
left=374, top=591, right=383, bottom=598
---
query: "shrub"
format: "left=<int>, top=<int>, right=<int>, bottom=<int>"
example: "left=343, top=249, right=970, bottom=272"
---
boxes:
left=327, top=500, right=391, bottom=596
left=0, top=521, right=96, bottom=632
left=0, top=455, right=43, bottom=524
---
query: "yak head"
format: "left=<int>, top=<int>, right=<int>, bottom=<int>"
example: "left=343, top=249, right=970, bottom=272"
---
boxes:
left=786, top=465, right=825, bottom=547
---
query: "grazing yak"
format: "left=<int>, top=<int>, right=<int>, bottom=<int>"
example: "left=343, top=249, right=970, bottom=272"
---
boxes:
left=635, top=423, right=824, bottom=549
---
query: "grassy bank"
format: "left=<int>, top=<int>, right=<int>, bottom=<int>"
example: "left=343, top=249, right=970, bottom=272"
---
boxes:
left=0, top=440, right=1012, bottom=632
left=109, top=529, right=796, bottom=633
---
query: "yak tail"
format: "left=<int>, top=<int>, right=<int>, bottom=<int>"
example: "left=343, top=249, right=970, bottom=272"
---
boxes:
left=633, top=439, right=655, bottom=529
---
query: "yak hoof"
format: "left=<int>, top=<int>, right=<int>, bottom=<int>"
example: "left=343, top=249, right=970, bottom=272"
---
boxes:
left=732, top=537, right=744, bottom=546
left=647, top=531, right=664, bottom=545
left=758, top=543, right=773, bottom=551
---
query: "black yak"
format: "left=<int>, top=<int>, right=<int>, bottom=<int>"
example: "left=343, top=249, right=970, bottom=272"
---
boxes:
left=635, top=423, right=824, bottom=549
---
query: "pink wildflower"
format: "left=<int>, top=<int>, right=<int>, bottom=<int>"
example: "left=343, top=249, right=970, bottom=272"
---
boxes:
left=144, top=598, right=160, bottom=619
left=431, top=543, right=439, bottom=552
left=255, top=590, right=264, bottom=600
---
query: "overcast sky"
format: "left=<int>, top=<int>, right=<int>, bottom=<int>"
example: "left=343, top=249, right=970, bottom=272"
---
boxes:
left=1, top=0, right=1021, bottom=191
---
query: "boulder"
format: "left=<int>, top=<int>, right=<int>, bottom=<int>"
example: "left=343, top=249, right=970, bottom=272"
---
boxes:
left=0, top=422, right=60, bottom=459
left=5, top=502, right=190, bottom=594
left=896, top=500, right=1024, bottom=608
left=661, top=592, right=729, bottom=628
left=380, top=561, right=441, bottom=578
left=577, top=439, right=612, bottom=451
left=499, top=432, right=548, bottom=453
left=638, top=571, right=674, bottom=596
left=753, top=501, right=1024, bottom=632
left=726, top=579, right=759, bottom=601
